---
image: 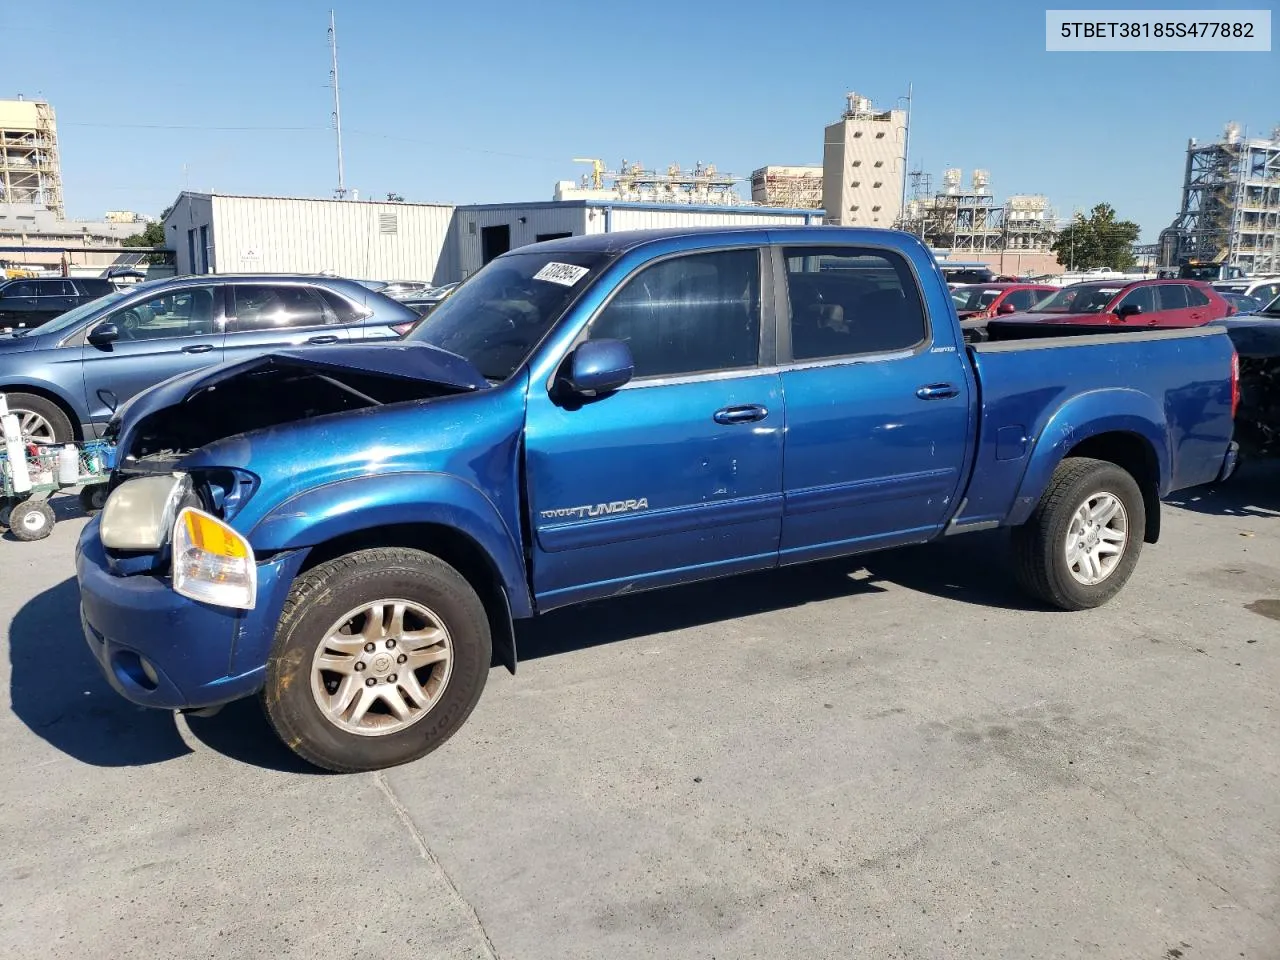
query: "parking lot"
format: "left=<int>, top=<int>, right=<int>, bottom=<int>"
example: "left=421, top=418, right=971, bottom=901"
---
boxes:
left=1, top=465, right=1277, bottom=959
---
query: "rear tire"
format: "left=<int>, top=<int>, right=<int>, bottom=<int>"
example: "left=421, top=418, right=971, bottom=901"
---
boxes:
left=261, top=547, right=491, bottom=773
left=1012, top=457, right=1145, bottom=610
left=79, top=484, right=108, bottom=513
left=4, top=392, right=74, bottom=444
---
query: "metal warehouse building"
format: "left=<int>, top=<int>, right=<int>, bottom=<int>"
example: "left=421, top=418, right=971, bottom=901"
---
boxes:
left=164, top=193, right=455, bottom=280
left=442, top=200, right=821, bottom=279
left=163, top=192, right=822, bottom=284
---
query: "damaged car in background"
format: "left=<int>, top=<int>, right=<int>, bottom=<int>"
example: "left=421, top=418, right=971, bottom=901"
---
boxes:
left=78, top=227, right=1238, bottom=773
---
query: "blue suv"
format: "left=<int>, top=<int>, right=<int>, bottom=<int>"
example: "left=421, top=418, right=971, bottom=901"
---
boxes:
left=0, top=274, right=420, bottom=442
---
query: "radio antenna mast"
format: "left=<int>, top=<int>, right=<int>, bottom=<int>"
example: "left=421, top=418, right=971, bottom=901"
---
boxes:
left=328, top=10, right=347, bottom=199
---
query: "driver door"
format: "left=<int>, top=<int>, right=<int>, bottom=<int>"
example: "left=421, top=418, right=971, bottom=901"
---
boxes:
left=79, top=284, right=227, bottom=428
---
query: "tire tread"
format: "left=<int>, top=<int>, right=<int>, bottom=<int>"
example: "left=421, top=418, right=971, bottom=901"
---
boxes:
left=261, top=546, right=490, bottom=773
left=1012, top=456, right=1144, bottom=611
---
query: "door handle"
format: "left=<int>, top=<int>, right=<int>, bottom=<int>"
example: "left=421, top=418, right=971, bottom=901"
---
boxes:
left=182, top=344, right=215, bottom=354
left=916, top=383, right=959, bottom=400
left=308, top=334, right=340, bottom=345
left=713, top=404, right=769, bottom=425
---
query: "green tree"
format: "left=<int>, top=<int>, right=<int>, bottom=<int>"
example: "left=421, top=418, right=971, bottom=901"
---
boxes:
left=121, top=221, right=166, bottom=248
left=120, top=206, right=173, bottom=263
left=1051, top=203, right=1141, bottom=272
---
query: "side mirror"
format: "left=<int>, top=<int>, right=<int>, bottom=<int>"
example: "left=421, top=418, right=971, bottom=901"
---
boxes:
left=561, top=339, right=634, bottom=397
left=87, top=322, right=120, bottom=346
left=1115, top=303, right=1142, bottom=320
left=997, top=302, right=1018, bottom=315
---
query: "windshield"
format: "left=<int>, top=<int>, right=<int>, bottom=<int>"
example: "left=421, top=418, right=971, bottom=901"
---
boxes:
left=941, top=267, right=995, bottom=285
left=1179, top=265, right=1220, bottom=282
left=1260, top=293, right=1280, bottom=316
left=16, top=288, right=128, bottom=337
left=406, top=250, right=610, bottom=380
left=951, top=287, right=1002, bottom=312
left=1031, top=283, right=1122, bottom=314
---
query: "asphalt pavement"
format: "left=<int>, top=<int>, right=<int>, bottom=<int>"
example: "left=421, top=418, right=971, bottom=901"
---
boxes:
left=2, top=467, right=1278, bottom=959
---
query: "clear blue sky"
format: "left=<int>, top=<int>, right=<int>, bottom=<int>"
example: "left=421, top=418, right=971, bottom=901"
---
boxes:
left=9, top=0, right=1277, bottom=239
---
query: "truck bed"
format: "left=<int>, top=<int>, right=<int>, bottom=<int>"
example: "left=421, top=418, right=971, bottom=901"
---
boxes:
left=952, top=325, right=1236, bottom=529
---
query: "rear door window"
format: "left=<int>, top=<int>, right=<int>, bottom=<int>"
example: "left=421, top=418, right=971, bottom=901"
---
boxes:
left=1157, top=285, right=1189, bottom=311
left=783, top=247, right=927, bottom=360
left=317, top=289, right=364, bottom=325
left=230, top=285, right=339, bottom=331
left=1185, top=286, right=1211, bottom=307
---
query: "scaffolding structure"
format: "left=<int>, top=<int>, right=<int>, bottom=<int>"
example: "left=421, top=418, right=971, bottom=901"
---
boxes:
left=1160, top=123, right=1280, bottom=275
left=564, top=159, right=747, bottom=205
left=900, top=169, right=1053, bottom=255
left=0, top=99, right=63, bottom=218
left=750, top=165, right=823, bottom=209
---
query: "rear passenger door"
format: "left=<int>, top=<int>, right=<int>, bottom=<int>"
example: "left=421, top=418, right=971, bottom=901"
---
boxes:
left=778, top=245, right=972, bottom=562
left=1183, top=284, right=1217, bottom=324
left=37, top=280, right=78, bottom=321
left=1152, top=284, right=1192, bottom=326
left=223, top=284, right=353, bottom=364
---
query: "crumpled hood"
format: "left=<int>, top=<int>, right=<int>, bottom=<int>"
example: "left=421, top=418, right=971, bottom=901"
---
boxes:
left=114, top=341, right=489, bottom=435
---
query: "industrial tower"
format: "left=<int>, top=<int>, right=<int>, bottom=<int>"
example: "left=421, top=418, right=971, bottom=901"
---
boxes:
left=0, top=98, right=63, bottom=218
left=1160, top=123, right=1280, bottom=275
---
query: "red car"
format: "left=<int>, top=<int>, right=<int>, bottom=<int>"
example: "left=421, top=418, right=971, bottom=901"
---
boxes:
left=995, top=279, right=1232, bottom=328
left=950, top=282, right=1058, bottom=320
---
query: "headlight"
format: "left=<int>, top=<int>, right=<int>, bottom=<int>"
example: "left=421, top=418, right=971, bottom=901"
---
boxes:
left=100, top=474, right=193, bottom=550
left=172, top=507, right=257, bottom=610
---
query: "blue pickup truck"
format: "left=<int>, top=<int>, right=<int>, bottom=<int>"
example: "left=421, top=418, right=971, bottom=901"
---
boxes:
left=76, top=227, right=1240, bottom=772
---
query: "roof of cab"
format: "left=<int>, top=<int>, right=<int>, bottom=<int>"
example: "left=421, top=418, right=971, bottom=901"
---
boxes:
left=516, top=226, right=924, bottom=256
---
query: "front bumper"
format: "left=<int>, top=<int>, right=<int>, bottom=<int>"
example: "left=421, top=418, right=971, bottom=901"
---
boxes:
left=76, top=517, right=307, bottom=710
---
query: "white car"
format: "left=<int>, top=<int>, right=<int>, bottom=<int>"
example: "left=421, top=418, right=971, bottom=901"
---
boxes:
left=1212, top=276, right=1280, bottom=307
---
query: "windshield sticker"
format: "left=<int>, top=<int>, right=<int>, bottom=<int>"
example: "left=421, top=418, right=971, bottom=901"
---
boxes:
left=534, top=262, right=590, bottom=287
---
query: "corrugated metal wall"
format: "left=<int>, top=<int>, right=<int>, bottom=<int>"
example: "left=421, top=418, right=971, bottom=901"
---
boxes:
left=597, top=207, right=813, bottom=233
left=448, top=206, right=588, bottom=280
left=212, top=196, right=455, bottom=281
left=162, top=194, right=214, bottom=275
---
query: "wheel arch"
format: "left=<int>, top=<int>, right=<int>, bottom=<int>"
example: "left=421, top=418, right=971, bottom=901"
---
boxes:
left=1008, top=391, right=1169, bottom=543
left=1062, top=432, right=1161, bottom=543
left=250, top=473, right=531, bottom=674
left=296, top=522, right=518, bottom=674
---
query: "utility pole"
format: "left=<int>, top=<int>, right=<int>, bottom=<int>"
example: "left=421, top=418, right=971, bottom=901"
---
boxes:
left=328, top=10, right=347, bottom=200
left=898, top=83, right=912, bottom=227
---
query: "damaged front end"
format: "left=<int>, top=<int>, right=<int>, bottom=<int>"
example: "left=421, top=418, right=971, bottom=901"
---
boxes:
left=97, top=342, right=492, bottom=582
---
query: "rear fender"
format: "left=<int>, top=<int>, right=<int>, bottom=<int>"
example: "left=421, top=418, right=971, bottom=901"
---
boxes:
left=1007, top=389, right=1170, bottom=527
left=248, top=472, right=533, bottom=619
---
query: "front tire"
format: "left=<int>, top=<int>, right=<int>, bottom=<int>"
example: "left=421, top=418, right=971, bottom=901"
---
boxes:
left=4, top=392, right=74, bottom=444
left=1012, top=457, right=1145, bottom=610
left=262, top=547, right=491, bottom=772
